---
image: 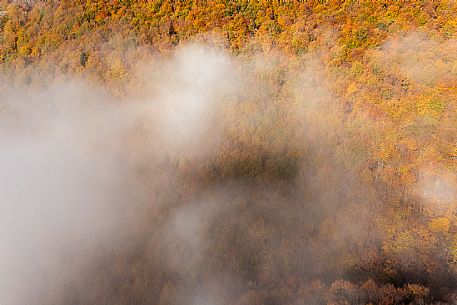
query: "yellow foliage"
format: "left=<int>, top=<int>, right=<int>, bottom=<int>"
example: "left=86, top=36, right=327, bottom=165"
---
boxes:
left=451, top=237, right=457, bottom=262
left=18, top=45, right=31, bottom=56
left=428, top=217, right=450, bottom=233
left=346, top=82, right=357, bottom=96
left=382, top=231, right=415, bottom=255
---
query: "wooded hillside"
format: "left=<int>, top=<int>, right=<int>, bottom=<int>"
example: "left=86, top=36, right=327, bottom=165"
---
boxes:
left=1, top=1, right=457, bottom=304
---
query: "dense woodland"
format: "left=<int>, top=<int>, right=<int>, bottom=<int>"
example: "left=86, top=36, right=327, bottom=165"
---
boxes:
left=1, top=0, right=457, bottom=304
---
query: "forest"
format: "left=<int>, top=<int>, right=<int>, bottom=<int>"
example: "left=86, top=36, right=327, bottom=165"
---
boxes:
left=0, top=0, right=456, bottom=304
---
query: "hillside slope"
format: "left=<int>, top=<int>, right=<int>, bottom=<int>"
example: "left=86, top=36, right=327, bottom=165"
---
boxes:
left=1, top=1, right=457, bottom=304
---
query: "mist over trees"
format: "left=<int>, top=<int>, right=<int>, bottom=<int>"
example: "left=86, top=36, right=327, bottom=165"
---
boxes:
left=1, top=1, right=457, bottom=304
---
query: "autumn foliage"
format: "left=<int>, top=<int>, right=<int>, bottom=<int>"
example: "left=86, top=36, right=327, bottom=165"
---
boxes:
left=1, top=1, right=457, bottom=304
